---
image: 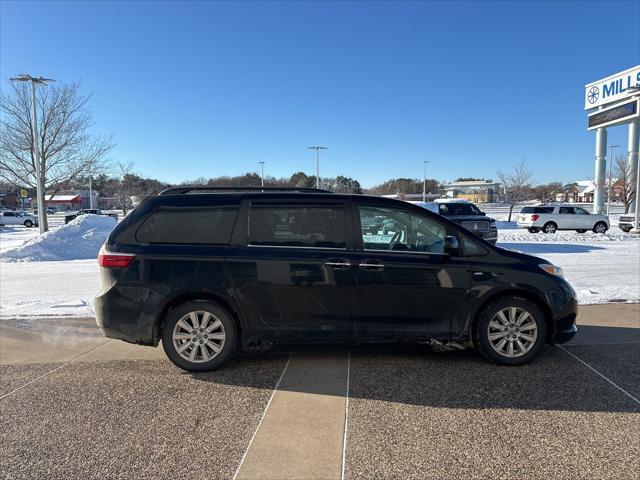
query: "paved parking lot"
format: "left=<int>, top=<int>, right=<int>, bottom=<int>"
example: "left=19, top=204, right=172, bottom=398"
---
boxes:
left=1, top=304, right=639, bottom=479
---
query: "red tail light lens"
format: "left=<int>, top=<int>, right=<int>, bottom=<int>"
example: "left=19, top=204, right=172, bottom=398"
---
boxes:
left=98, top=246, right=136, bottom=268
left=531, top=214, right=539, bottom=221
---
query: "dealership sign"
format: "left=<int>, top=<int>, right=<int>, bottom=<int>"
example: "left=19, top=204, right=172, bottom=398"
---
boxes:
left=588, top=98, right=639, bottom=130
left=584, top=65, right=640, bottom=110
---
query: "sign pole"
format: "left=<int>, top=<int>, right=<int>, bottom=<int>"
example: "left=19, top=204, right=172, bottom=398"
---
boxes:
left=628, top=119, right=639, bottom=214
left=593, top=118, right=607, bottom=214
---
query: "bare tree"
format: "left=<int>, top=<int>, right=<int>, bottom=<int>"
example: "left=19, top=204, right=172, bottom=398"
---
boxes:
left=113, top=161, right=136, bottom=215
left=613, top=155, right=634, bottom=213
left=497, top=160, right=534, bottom=222
left=0, top=81, right=113, bottom=230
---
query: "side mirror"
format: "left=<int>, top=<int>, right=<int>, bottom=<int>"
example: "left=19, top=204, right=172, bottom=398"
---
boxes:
left=444, top=235, right=460, bottom=254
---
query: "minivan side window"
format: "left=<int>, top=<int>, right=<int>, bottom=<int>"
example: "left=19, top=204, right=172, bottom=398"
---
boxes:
left=359, top=205, right=445, bottom=253
left=136, top=207, right=237, bottom=244
left=248, top=205, right=347, bottom=248
left=559, top=207, right=575, bottom=214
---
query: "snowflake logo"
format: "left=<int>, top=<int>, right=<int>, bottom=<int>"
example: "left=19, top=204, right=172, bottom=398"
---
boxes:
left=588, top=86, right=600, bottom=104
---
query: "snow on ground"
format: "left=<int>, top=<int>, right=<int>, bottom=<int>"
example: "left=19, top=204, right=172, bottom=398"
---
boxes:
left=0, top=259, right=99, bottom=318
left=0, top=204, right=638, bottom=319
left=1, top=215, right=116, bottom=262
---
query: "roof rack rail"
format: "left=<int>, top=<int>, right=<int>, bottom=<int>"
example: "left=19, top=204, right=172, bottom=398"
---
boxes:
left=159, top=186, right=332, bottom=195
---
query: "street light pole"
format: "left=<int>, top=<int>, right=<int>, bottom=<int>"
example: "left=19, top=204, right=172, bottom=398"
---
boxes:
left=10, top=74, right=55, bottom=234
left=423, top=161, right=430, bottom=202
left=608, top=145, right=619, bottom=215
left=308, top=146, right=327, bottom=189
left=89, top=171, right=93, bottom=209
left=259, top=161, right=265, bottom=188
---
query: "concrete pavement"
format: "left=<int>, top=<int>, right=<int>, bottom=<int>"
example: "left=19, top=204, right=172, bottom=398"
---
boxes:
left=1, top=304, right=638, bottom=479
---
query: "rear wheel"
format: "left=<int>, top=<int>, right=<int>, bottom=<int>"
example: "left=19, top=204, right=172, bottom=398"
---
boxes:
left=161, top=300, right=237, bottom=372
left=527, top=227, right=540, bottom=233
left=576, top=229, right=586, bottom=233
left=473, top=297, right=547, bottom=366
left=593, top=222, right=608, bottom=234
left=542, top=222, right=557, bottom=234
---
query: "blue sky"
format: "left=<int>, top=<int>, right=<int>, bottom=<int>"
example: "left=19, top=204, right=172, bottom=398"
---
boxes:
left=1, top=1, right=639, bottom=187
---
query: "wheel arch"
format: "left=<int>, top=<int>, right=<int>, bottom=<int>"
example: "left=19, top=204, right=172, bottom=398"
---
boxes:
left=471, top=289, right=554, bottom=343
left=156, top=292, right=244, bottom=346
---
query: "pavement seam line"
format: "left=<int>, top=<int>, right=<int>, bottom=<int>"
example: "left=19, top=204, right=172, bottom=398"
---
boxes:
left=340, top=351, right=351, bottom=480
left=557, top=345, right=640, bottom=405
left=232, top=354, right=292, bottom=480
left=0, top=340, right=113, bottom=401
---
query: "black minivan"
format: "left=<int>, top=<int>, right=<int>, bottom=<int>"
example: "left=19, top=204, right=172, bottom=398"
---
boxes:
left=96, top=187, right=577, bottom=371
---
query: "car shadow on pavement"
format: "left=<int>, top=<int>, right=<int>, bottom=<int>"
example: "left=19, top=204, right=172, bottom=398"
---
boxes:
left=187, top=337, right=640, bottom=414
left=498, top=243, right=606, bottom=254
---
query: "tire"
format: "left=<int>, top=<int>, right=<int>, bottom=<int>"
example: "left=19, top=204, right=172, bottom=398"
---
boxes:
left=527, top=228, right=539, bottom=233
left=593, top=221, right=608, bottom=234
left=161, top=300, right=237, bottom=372
left=24, top=220, right=33, bottom=228
left=621, top=226, right=632, bottom=233
left=473, top=296, right=547, bottom=366
left=576, top=229, right=586, bottom=233
left=542, top=222, right=557, bottom=234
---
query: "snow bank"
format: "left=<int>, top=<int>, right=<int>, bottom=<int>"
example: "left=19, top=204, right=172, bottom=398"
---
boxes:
left=498, top=230, right=639, bottom=243
left=0, top=215, right=116, bottom=262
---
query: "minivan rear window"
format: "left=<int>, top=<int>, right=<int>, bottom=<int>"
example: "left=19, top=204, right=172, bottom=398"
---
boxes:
left=248, top=205, right=346, bottom=248
left=136, top=208, right=237, bottom=244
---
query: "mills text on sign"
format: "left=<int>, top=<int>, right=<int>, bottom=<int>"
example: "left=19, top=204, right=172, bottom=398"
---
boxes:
left=584, top=65, right=640, bottom=110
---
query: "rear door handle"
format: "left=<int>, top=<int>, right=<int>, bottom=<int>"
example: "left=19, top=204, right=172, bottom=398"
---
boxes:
left=324, top=258, right=352, bottom=270
left=359, top=260, right=385, bottom=271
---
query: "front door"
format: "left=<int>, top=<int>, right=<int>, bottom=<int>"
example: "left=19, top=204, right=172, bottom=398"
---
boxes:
left=350, top=202, right=470, bottom=339
left=226, top=200, right=356, bottom=341
left=558, top=206, right=577, bottom=229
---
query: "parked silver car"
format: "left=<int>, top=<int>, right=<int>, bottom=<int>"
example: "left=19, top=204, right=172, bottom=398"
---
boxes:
left=517, top=205, right=609, bottom=234
left=0, top=210, right=38, bottom=228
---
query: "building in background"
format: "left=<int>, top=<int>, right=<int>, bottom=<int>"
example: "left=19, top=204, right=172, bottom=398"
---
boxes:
left=441, top=180, right=502, bottom=203
left=45, top=190, right=99, bottom=210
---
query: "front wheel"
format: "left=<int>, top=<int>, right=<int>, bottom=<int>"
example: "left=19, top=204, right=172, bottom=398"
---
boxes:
left=23, top=220, right=33, bottom=228
left=593, top=222, right=608, bottom=234
left=161, top=300, right=237, bottom=372
left=473, top=297, right=547, bottom=366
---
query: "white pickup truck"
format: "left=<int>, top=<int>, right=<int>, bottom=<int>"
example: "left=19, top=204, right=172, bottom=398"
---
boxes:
left=517, top=205, right=609, bottom=234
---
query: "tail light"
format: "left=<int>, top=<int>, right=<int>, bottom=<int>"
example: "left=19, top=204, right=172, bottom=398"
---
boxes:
left=98, top=245, right=136, bottom=268
left=531, top=214, right=539, bottom=221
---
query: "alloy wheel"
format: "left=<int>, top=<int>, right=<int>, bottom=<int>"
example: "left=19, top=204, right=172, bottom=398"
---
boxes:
left=172, top=311, right=226, bottom=363
left=594, top=223, right=607, bottom=233
left=487, top=307, right=538, bottom=358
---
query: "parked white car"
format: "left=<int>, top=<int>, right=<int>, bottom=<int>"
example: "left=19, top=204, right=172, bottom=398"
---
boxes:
left=0, top=210, right=38, bottom=228
left=516, top=205, right=609, bottom=234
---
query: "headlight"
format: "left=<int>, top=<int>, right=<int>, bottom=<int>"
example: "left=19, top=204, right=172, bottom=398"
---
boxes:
left=539, top=263, right=563, bottom=277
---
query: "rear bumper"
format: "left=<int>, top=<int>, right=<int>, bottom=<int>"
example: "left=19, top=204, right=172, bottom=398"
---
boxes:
left=95, top=287, right=158, bottom=346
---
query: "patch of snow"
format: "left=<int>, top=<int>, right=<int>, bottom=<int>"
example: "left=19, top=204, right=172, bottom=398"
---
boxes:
left=0, top=259, right=99, bottom=318
left=0, top=214, right=116, bottom=262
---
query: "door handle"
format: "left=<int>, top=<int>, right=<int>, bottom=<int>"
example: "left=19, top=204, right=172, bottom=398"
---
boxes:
left=359, top=260, right=385, bottom=271
left=324, top=258, right=352, bottom=270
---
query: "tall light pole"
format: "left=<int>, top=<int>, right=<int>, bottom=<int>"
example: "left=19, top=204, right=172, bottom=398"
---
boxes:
left=308, top=146, right=327, bottom=189
left=422, top=161, right=430, bottom=202
left=608, top=144, right=620, bottom=215
left=259, top=161, right=265, bottom=188
left=9, top=74, right=55, bottom=234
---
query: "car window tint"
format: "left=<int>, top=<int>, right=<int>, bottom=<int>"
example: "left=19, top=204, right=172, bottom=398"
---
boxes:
left=559, top=207, right=575, bottom=214
left=359, top=205, right=445, bottom=253
left=248, top=205, right=346, bottom=248
left=534, top=207, right=555, bottom=214
left=136, top=208, right=237, bottom=244
left=574, top=207, right=589, bottom=214
left=521, top=207, right=534, bottom=213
